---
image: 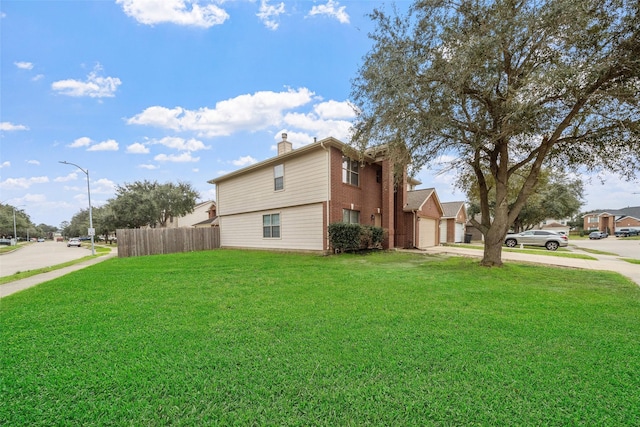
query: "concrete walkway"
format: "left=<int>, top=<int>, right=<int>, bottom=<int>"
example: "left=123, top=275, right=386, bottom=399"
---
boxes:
left=416, top=245, right=640, bottom=287
left=0, top=249, right=117, bottom=298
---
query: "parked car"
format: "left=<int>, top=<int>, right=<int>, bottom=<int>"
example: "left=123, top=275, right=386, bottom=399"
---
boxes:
left=67, top=238, right=82, bottom=247
left=37, top=238, right=45, bottom=242
left=589, top=231, right=608, bottom=239
left=614, top=228, right=639, bottom=237
left=504, top=230, right=568, bottom=251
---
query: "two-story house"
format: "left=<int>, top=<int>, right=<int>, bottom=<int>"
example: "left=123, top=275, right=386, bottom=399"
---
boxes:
left=582, top=206, right=640, bottom=233
left=209, top=134, right=444, bottom=253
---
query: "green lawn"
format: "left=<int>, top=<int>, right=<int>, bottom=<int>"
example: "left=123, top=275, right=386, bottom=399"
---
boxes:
left=2, top=250, right=639, bottom=425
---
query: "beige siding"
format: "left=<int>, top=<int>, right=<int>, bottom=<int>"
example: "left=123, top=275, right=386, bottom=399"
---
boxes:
left=220, top=203, right=325, bottom=251
left=218, top=149, right=329, bottom=216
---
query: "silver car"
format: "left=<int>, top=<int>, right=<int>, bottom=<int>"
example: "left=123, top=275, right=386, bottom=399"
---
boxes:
left=504, top=230, right=568, bottom=251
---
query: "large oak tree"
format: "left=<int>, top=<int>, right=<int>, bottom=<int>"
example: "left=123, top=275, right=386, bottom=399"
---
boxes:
left=351, top=0, right=639, bottom=266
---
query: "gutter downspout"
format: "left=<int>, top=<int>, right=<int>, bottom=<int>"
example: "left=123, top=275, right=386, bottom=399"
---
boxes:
left=320, top=139, right=330, bottom=252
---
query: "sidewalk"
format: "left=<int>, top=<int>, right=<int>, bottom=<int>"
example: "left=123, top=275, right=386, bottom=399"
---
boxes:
left=0, top=250, right=117, bottom=298
left=416, top=246, right=640, bottom=286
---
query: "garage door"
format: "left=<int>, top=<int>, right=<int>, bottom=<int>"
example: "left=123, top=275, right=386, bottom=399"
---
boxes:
left=454, top=223, right=465, bottom=243
left=419, top=218, right=437, bottom=248
left=439, top=221, right=447, bottom=244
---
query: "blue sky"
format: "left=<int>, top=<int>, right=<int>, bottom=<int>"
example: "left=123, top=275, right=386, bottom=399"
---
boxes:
left=1, top=0, right=638, bottom=228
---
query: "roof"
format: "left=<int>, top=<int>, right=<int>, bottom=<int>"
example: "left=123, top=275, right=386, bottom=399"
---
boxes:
left=192, top=217, right=219, bottom=227
left=440, top=201, right=466, bottom=219
left=404, top=188, right=445, bottom=218
left=209, top=137, right=374, bottom=185
left=582, top=206, right=640, bottom=219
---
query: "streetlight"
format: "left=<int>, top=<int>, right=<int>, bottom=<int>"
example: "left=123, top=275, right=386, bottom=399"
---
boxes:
left=59, top=161, right=95, bottom=255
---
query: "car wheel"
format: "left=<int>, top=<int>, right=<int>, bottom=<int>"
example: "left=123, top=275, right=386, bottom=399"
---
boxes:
left=545, top=241, right=559, bottom=251
left=505, top=239, right=517, bottom=248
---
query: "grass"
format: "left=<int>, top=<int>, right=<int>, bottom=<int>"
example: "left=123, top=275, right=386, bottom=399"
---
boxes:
left=1, top=250, right=639, bottom=425
left=622, top=258, right=640, bottom=265
left=451, top=243, right=598, bottom=260
left=0, top=245, right=112, bottom=285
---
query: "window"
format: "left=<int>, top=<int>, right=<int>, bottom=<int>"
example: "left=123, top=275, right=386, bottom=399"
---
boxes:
left=342, top=156, right=359, bottom=186
left=274, top=164, right=284, bottom=191
left=588, top=216, right=598, bottom=223
left=263, top=214, right=280, bottom=238
left=342, top=209, right=360, bottom=224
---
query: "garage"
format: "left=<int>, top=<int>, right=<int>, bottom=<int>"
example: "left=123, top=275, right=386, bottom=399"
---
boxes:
left=439, top=220, right=448, bottom=244
left=454, top=223, right=465, bottom=243
left=419, top=217, right=438, bottom=248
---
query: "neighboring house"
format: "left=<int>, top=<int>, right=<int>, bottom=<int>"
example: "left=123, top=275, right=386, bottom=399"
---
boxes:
left=582, top=206, right=640, bottom=233
left=538, top=217, right=571, bottom=235
left=404, top=188, right=445, bottom=248
left=439, top=201, right=467, bottom=243
left=166, top=201, right=217, bottom=228
left=209, top=134, right=444, bottom=253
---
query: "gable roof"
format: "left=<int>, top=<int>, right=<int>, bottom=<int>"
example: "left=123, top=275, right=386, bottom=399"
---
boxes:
left=440, top=201, right=466, bottom=219
left=404, top=188, right=444, bottom=216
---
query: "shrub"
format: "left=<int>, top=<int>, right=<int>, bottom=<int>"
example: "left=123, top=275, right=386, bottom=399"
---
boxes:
left=328, top=223, right=384, bottom=252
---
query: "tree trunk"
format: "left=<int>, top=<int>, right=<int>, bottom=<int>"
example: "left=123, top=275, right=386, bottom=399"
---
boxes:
left=481, top=226, right=505, bottom=267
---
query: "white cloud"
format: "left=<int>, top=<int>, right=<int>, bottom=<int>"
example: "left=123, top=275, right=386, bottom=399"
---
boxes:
left=283, top=111, right=352, bottom=141
left=54, top=172, right=78, bottom=183
left=232, top=155, right=258, bottom=167
left=0, top=161, right=11, bottom=168
left=92, top=178, right=117, bottom=194
left=27, top=160, right=41, bottom=166
left=139, top=164, right=159, bottom=170
left=154, top=152, right=200, bottom=162
left=126, top=142, right=150, bottom=154
left=87, top=139, right=119, bottom=151
left=257, top=0, right=285, bottom=30
left=22, top=193, right=47, bottom=203
left=581, top=171, right=640, bottom=211
left=68, top=137, right=93, bottom=148
left=1, top=122, right=29, bottom=131
left=313, top=100, right=356, bottom=120
left=32, top=74, right=44, bottom=81
left=0, top=176, right=49, bottom=190
left=127, top=88, right=315, bottom=137
left=308, top=0, right=349, bottom=24
left=14, top=61, right=34, bottom=70
left=52, top=65, right=121, bottom=98
left=152, top=136, right=210, bottom=151
left=116, top=0, right=229, bottom=28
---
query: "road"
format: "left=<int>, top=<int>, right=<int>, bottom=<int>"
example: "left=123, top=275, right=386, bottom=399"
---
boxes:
left=571, top=237, right=640, bottom=259
left=0, top=240, right=93, bottom=277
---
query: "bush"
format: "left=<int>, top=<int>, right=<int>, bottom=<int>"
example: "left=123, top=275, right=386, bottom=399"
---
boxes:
left=328, top=223, right=384, bottom=253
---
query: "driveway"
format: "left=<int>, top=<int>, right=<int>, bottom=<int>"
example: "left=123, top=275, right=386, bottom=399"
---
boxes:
left=571, top=237, right=640, bottom=259
left=0, top=240, right=93, bottom=277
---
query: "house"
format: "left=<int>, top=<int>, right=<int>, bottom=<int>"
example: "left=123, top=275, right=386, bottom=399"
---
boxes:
left=538, top=217, right=571, bottom=235
left=582, top=206, right=640, bottom=233
left=209, top=134, right=444, bottom=253
left=439, top=201, right=467, bottom=243
left=166, top=201, right=217, bottom=228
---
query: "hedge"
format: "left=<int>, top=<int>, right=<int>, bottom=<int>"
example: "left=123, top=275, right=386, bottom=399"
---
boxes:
left=328, top=223, right=385, bottom=252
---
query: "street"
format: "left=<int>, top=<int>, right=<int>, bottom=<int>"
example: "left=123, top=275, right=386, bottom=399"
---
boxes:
left=0, top=240, right=93, bottom=277
left=572, top=237, right=640, bottom=259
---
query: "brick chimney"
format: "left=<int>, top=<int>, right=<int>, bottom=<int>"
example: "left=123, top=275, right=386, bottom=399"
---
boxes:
left=277, top=133, right=293, bottom=155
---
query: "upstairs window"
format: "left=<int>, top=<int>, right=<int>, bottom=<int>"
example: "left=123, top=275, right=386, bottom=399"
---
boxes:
left=342, top=209, right=360, bottom=224
left=263, top=214, right=280, bottom=238
left=342, top=156, right=359, bottom=186
left=274, top=164, right=284, bottom=191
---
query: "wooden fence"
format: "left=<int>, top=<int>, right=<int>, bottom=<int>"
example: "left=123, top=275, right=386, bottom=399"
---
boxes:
left=116, top=227, right=220, bottom=258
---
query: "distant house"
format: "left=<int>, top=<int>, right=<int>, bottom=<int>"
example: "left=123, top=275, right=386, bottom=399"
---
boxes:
left=166, top=201, right=217, bottom=228
left=209, top=134, right=444, bottom=253
left=538, top=217, right=571, bottom=235
left=582, top=206, right=640, bottom=233
left=439, top=201, right=467, bottom=243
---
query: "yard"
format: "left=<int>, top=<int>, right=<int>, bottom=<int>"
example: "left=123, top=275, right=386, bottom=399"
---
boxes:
left=1, top=250, right=639, bottom=425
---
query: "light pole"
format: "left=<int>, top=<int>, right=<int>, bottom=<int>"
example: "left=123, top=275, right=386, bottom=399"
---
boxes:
left=59, top=161, right=95, bottom=255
